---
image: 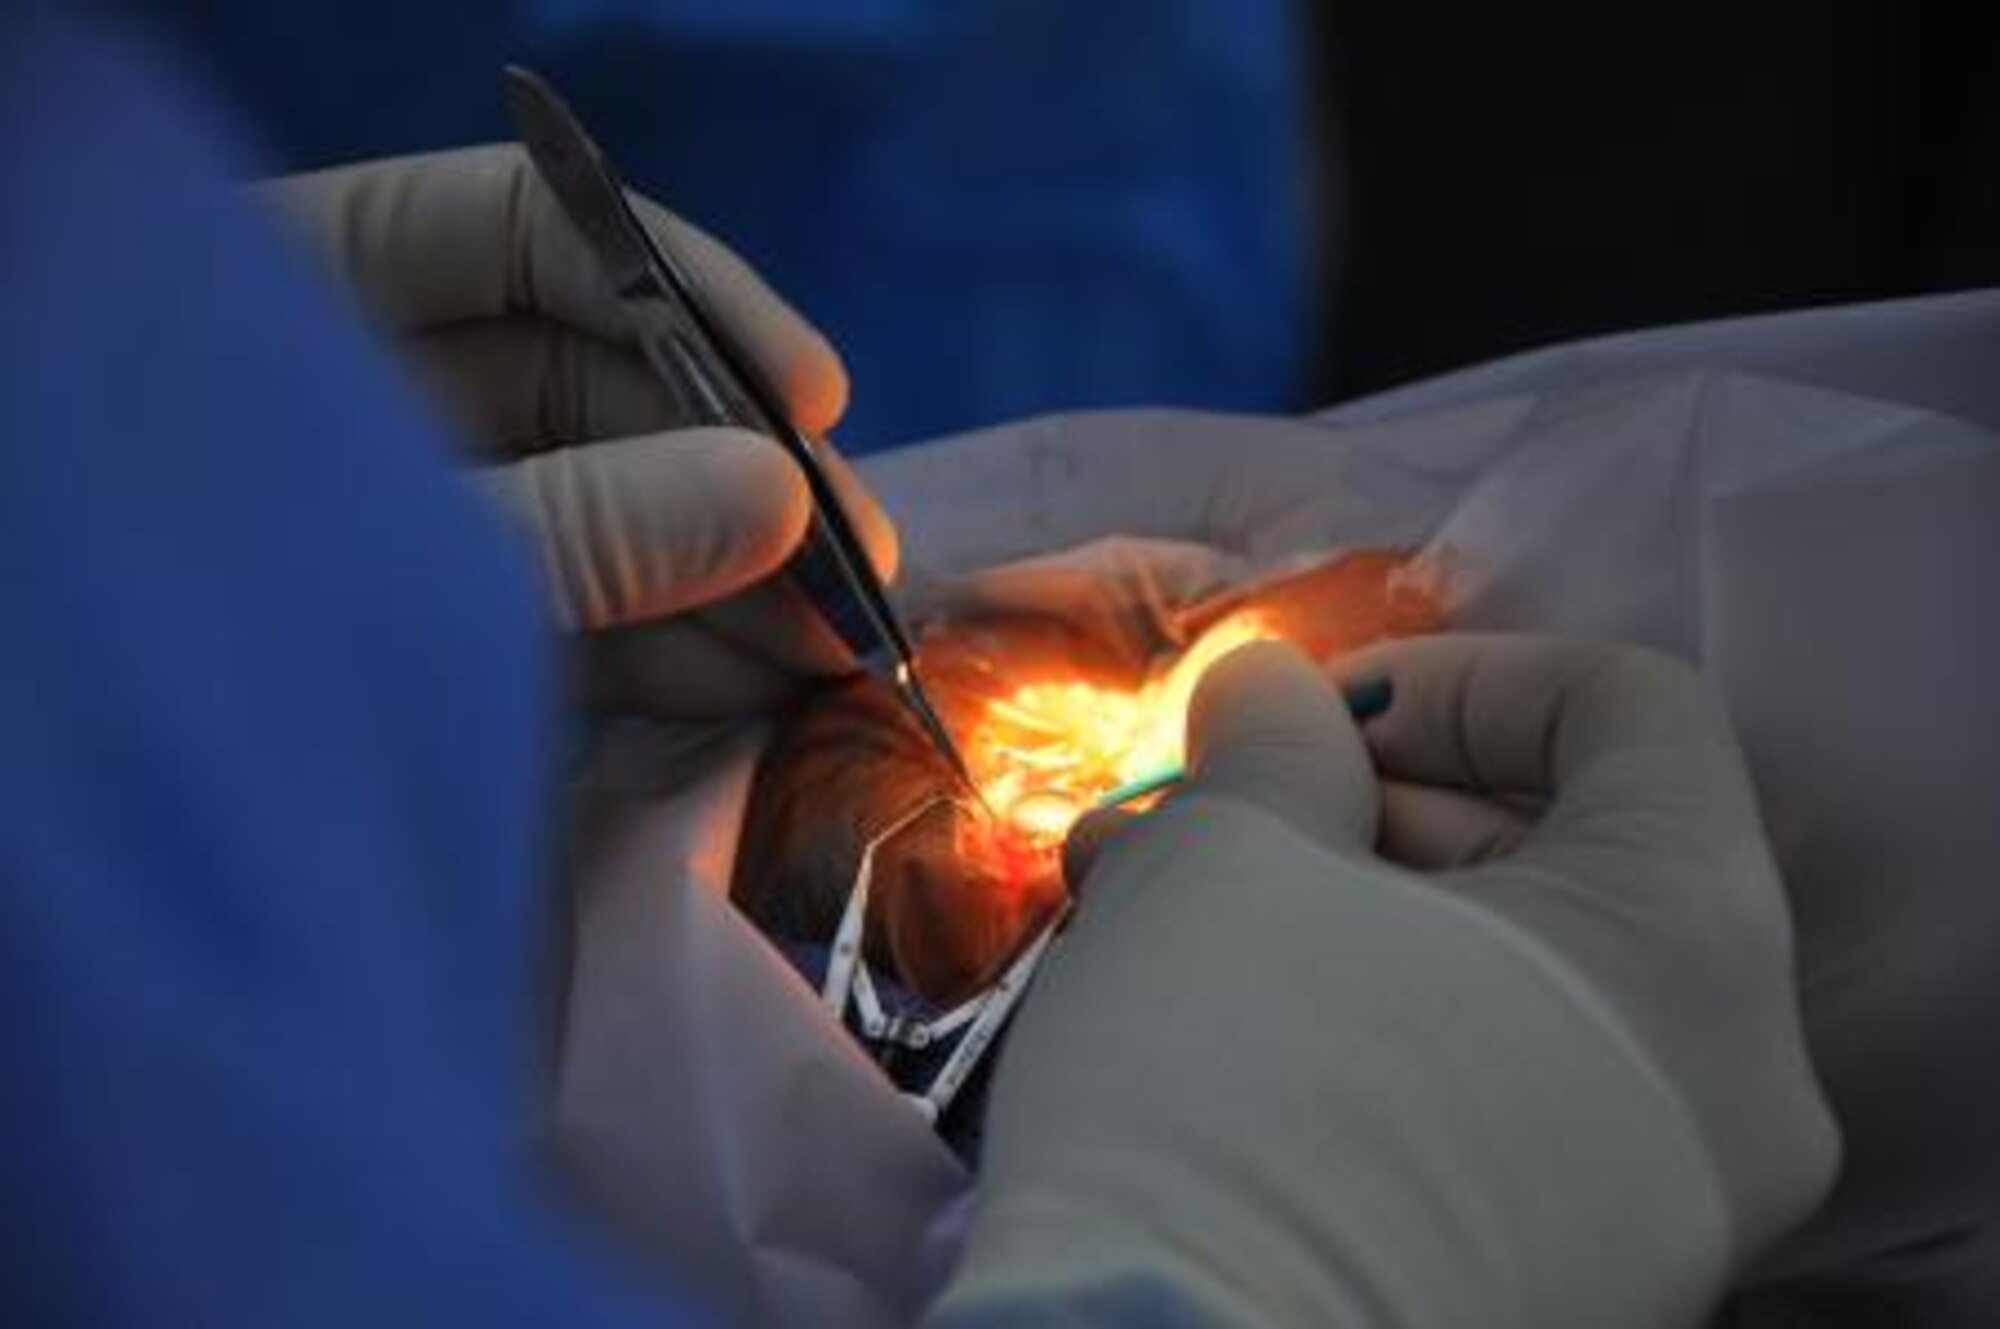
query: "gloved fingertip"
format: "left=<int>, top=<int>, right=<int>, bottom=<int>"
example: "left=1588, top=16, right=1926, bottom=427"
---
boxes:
left=1186, top=640, right=1380, bottom=853
left=1185, top=640, right=1339, bottom=768
left=642, top=204, right=851, bottom=435
left=785, top=334, right=851, bottom=438
left=813, top=443, right=898, bottom=584
left=1327, top=637, right=1446, bottom=773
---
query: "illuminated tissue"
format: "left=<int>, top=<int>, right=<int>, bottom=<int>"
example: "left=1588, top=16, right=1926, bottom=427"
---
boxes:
left=731, top=550, right=1443, bottom=1004
left=962, top=610, right=1275, bottom=851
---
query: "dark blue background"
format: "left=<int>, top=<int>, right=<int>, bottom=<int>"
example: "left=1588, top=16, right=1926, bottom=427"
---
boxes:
left=124, top=0, right=1313, bottom=451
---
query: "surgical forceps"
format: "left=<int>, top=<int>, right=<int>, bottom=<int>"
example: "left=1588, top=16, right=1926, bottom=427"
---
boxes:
left=502, top=66, right=979, bottom=796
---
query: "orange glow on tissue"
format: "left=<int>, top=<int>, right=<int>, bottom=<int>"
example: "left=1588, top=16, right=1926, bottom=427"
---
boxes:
left=960, top=611, right=1278, bottom=854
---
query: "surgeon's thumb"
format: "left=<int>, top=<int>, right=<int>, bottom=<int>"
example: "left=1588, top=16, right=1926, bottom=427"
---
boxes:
left=1184, top=640, right=1380, bottom=854
left=484, top=426, right=811, bottom=630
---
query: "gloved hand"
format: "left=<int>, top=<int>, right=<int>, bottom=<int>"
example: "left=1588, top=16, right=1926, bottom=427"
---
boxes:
left=258, top=145, right=896, bottom=716
left=931, top=635, right=1839, bottom=1329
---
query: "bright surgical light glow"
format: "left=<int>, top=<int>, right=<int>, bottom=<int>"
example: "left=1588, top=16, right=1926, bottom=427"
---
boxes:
left=963, top=611, right=1277, bottom=852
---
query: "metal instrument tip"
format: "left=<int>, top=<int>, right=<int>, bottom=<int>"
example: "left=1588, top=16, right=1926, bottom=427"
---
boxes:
left=896, top=662, right=992, bottom=817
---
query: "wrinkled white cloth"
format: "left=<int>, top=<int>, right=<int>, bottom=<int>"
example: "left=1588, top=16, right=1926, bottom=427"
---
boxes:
left=549, top=291, right=2000, bottom=1326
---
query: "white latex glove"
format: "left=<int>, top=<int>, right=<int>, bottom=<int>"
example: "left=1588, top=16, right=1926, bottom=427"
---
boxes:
left=930, top=635, right=1838, bottom=1329
left=259, top=145, right=896, bottom=716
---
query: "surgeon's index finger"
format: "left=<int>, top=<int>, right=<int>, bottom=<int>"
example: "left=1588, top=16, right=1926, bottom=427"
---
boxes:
left=484, top=426, right=812, bottom=629
left=1338, top=635, right=1765, bottom=862
left=263, top=146, right=849, bottom=435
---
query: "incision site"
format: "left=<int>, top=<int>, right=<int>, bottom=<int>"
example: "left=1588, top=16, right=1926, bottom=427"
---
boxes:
left=732, top=550, right=1444, bottom=1004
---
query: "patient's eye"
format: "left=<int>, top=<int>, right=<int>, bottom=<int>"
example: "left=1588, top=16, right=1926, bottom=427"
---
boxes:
left=729, top=548, right=1444, bottom=1008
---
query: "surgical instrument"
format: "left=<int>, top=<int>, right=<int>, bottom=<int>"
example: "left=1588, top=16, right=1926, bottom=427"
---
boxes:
left=501, top=65, right=980, bottom=796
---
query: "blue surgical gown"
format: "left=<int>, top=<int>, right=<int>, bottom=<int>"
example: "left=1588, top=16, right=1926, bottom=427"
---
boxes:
left=0, top=12, right=691, bottom=1325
